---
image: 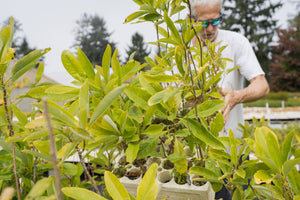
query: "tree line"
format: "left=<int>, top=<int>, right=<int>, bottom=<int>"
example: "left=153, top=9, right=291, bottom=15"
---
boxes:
left=2, top=0, right=299, bottom=92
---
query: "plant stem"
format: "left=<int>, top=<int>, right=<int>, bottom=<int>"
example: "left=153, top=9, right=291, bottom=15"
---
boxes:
left=187, top=1, right=205, bottom=101
left=76, top=147, right=101, bottom=194
left=33, top=148, right=37, bottom=183
left=43, top=99, right=63, bottom=200
left=159, top=137, right=167, bottom=158
left=155, top=24, right=161, bottom=57
left=248, top=180, right=262, bottom=200
left=186, top=49, right=199, bottom=119
left=3, top=86, right=21, bottom=200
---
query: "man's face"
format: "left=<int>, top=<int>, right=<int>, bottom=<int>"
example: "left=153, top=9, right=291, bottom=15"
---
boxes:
left=193, top=4, right=221, bottom=42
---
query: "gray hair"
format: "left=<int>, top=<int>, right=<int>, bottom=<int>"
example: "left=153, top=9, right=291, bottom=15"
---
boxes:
left=189, top=0, right=223, bottom=15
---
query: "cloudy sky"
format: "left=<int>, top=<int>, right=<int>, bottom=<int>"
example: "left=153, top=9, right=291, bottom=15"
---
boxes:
left=1, top=0, right=298, bottom=85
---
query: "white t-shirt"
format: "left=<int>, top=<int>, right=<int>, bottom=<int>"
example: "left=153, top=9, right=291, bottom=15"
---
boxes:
left=214, top=29, right=265, bottom=138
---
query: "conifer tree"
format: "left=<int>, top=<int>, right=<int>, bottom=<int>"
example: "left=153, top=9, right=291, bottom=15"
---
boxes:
left=73, top=13, right=116, bottom=65
left=125, top=32, right=150, bottom=65
left=222, top=0, right=282, bottom=80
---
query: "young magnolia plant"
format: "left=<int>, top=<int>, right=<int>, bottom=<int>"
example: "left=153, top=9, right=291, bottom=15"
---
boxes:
left=1, top=1, right=299, bottom=200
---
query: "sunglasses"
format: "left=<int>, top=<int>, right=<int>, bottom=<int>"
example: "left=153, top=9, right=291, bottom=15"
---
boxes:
left=192, top=16, right=222, bottom=28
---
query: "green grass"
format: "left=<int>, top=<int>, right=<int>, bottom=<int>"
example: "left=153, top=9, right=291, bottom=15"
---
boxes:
left=244, top=92, right=300, bottom=107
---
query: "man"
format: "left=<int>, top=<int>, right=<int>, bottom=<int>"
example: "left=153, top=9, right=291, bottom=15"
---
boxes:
left=190, top=0, right=269, bottom=137
left=189, top=0, right=270, bottom=199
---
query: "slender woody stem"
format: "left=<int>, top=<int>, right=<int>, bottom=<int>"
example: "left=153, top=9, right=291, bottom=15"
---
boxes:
left=249, top=182, right=262, bottom=200
left=43, top=99, right=63, bottom=200
left=187, top=1, right=205, bottom=101
left=156, top=24, right=161, bottom=57
left=3, top=86, right=21, bottom=200
left=76, top=147, right=100, bottom=194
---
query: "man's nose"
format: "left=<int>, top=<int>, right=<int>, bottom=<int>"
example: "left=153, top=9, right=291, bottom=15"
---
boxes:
left=206, top=23, right=214, bottom=31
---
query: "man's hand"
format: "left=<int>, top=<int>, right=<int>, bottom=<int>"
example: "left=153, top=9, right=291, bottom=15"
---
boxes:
left=220, top=88, right=242, bottom=124
left=220, top=75, right=269, bottom=124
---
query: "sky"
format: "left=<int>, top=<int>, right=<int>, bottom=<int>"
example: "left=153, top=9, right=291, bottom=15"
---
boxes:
left=1, top=0, right=298, bottom=85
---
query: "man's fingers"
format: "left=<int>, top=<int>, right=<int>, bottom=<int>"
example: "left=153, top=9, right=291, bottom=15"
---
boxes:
left=220, top=88, right=231, bottom=96
left=222, top=106, right=230, bottom=124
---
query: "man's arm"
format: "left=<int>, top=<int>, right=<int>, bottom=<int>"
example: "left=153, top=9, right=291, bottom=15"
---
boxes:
left=220, top=75, right=270, bottom=124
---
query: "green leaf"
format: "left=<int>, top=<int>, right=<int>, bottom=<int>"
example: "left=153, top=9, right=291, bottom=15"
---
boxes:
left=139, top=72, right=163, bottom=95
left=188, top=100, right=225, bottom=118
left=173, top=138, right=188, bottom=174
left=22, top=150, right=52, bottom=162
left=0, top=139, right=27, bottom=165
left=126, top=142, right=140, bottom=163
left=163, top=11, right=181, bottom=43
left=79, top=80, right=89, bottom=128
left=124, top=86, right=150, bottom=110
left=125, top=11, right=148, bottom=23
left=204, top=71, right=222, bottom=91
left=111, top=49, right=122, bottom=86
left=121, top=61, right=144, bottom=83
left=90, top=85, right=125, bottom=125
left=143, top=13, right=162, bottom=22
left=189, top=166, right=219, bottom=179
left=77, top=47, right=95, bottom=80
left=226, top=65, right=241, bottom=74
left=175, top=46, right=185, bottom=75
left=35, top=61, right=44, bottom=84
left=102, top=44, right=111, bottom=84
left=143, top=74, right=179, bottom=83
left=281, top=130, right=294, bottom=163
left=25, top=177, right=54, bottom=200
left=254, top=170, right=273, bottom=184
left=181, top=119, right=226, bottom=150
left=33, top=140, right=50, bottom=156
left=137, top=135, right=159, bottom=159
left=170, top=5, right=186, bottom=16
left=143, top=106, right=157, bottom=128
left=140, top=4, right=156, bottom=12
left=28, top=85, right=79, bottom=102
left=101, top=115, right=121, bottom=134
left=283, top=158, right=300, bottom=176
left=157, top=26, right=168, bottom=38
left=142, top=124, right=164, bottom=135
left=157, top=38, right=180, bottom=46
left=63, top=163, right=78, bottom=176
left=132, top=0, right=144, bottom=5
left=61, top=49, right=85, bottom=81
left=137, top=163, right=158, bottom=200
left=148, top=86, right=180, bottom=106
left=11, top=60, right=38, bottom=83
left=254, top=127, right=270, bottom=156
left=266, top=131, right=282, bottom=170
left=210, top=112, right=224, bottom=137
left=229, top=130, right=238, bottom=167
left=232, top=187, right=243, bottom=200
left=11, top=104, right=28, bottom=125
left=181, top=118, right=226, bottom=150
left=148, top=89, right=167, bottom=106
left=57, top=142, right=77, bottom=161
left=34, top=101, right=77, bottom=126
left=0, top=62, right=8, bottom=76
left=0, top=17, right=14, bottom=62
left=287, top=168, right=300, bottom=195
left=167, top=153, right=187, bottom=162
left=62, top=187, right=106, bottom=200
left=105, top=171, right=130, bottom=200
